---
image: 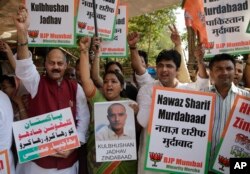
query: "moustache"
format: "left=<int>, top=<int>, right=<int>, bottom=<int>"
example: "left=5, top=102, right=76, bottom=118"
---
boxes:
left=51, top=69, right=61, bottom=73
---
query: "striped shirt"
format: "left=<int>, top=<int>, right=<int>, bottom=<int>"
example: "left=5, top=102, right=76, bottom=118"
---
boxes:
left=209, top=83, right=250, bottom=168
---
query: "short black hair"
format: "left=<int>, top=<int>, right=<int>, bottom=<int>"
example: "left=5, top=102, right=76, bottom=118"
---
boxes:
left=138, top=50, right=148, bottom=65
left=156, top=49, right=181, bottom=70
left=105, top=61, right=123, bottom=73
left=209, top=53, right=236, bottom=70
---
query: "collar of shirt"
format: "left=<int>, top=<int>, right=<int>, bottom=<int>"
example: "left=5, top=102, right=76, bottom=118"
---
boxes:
left=156, top=79, right=181, bottom=88
left=108, top=125, right=129, bottom=137
left=209, top=82, right=238, bottom=94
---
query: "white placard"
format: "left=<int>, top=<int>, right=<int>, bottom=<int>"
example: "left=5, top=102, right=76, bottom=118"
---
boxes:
left=76, top=0, right=118, bottom=39
left=145, top=87, right=215, bottom=174
left=100, top=5, right=128, bottom=58
left=204, top=0, right=250, bottom=57
left=25, top=0, right=76, bottom=47
left=94, top=100, right=137, bottom=162
left=12, top=107, right=80, bottom=163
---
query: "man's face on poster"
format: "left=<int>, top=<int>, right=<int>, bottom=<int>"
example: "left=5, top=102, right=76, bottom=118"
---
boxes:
left=107, top=104, right=127, bottom=133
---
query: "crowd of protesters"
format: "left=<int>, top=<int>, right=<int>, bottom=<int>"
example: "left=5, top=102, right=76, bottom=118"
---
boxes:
left=0, top=4, right=250, bottom=174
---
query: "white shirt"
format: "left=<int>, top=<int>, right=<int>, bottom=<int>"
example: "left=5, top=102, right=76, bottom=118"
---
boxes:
left=0, top=91, right=15, bottom=174
left=135, top=71, right=154, bottom=89
left=96, top=125, right=134, bottom=141
left=15, top=54, right=90, bottom=174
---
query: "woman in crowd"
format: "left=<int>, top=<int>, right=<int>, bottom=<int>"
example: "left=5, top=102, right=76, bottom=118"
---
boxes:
left=79, top=36, right=138, bottom=174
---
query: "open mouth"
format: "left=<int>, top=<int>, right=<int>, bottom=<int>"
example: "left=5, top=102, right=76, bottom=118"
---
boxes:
left=106, top=89, right=113, bottom=94
left=160, top=74, right=169, bottom=78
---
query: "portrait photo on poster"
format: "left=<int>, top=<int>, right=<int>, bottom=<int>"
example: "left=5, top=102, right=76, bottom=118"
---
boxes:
left=94, top=100, right=136, bottom=141
left=94, top=100, right=137, bottom=162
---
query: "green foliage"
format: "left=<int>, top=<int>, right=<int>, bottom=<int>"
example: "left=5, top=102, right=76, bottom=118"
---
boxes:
left=128, top=5, right=179, bottom=65
left=65, top=5, right=181, bottom=68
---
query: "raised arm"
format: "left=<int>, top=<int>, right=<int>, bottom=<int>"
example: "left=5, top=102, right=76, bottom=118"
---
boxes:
left=194, top=44, right=209, bottom=79
left=0, top=40, right=16, bottom=69
left=90, top=37, right=103, bottom=88
left=169, top=25, right=191, bottom=83
left=14, top=5, right=30, bottom=60
left=14, top=5, right=40, bottom=98
left=127, top=32, right=146, bottom=75
left=79, top=37, right=96, bottom=97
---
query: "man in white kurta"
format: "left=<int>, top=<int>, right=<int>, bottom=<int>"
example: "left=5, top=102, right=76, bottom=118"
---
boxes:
left=15, top=52, right=90, bottom=174
left=135, top=49, right=209, bottom=174
left=0, top=91, right=15, bottom=174
left=13, top=5, right=90, bottom=174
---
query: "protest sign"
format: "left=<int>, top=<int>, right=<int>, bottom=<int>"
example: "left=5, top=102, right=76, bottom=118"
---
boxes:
left=94, top=100, right=137, bottom=162
left=76, top=0, right=118, bottom=39
left=212, top=95, right=250, bottom=174
left=0, top=150, right=10, bottom=174
left=24, top=0, right=76, bottom=47
left=12, top=107, right=80, bottom=163
left=204, top=0, right=250, bottom=57
left=100, top=5, right=128, bottom=58
left=145, top=87, right=215, bottom=174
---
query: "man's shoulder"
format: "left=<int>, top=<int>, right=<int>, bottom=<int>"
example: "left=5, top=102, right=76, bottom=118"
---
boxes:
left=209, top=83, right=250, bottom=97
left=97, top=124, right=109, bottom=132
left=231, top=83, right=250, bottom=96
left=140, top=80, right=160, bottom=88
left=138, top=80, right=161, bottom=96
left=0, top=90, right=11, bottom=102
left=0, top=91, right=13, bottom=115
left=95, top=125, right=110, bottom=141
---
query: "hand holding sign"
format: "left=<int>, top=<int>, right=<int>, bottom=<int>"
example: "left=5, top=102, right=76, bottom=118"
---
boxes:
left=13, top=108, right=80, bottom=163
left=91, top=37, right=101, bottom=55
left=51, top=148, right=75, bottom=159
left=129, top=102, right=139, bottom=115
